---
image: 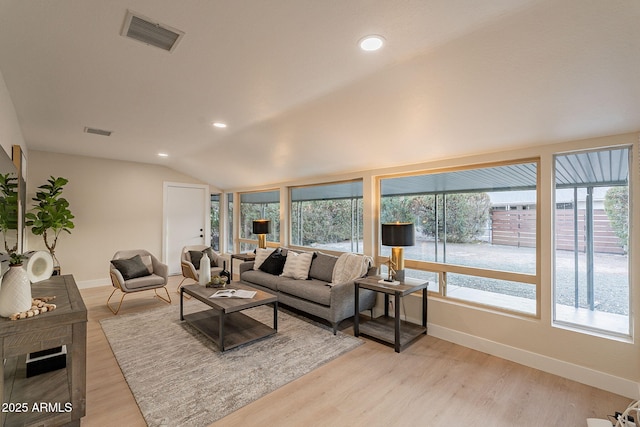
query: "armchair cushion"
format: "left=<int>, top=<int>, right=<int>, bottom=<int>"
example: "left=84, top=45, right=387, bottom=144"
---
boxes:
left=111, top=255, right=152, bottom=280
left=188, top=248, right=219, bottom=268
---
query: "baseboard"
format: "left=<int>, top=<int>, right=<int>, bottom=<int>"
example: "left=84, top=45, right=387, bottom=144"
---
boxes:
left=76, top=278, right=110, bottom=289
left=428, top=323, right=640, bottom=399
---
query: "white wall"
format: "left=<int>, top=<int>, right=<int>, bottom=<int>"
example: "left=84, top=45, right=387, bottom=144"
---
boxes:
left=26, top=150, right=207, bottom=285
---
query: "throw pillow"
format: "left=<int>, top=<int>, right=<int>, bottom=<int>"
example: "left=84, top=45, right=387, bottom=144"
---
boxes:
left=308, top=252, right=338, bottom=282
left=189, top=249, right=217, bottom=268
left=281, top=251, right=314, bottom=280
left=111, top=255, right=152, bottom=280
left=253, top=248, right=275, bottom=270
left=259, top=249, right=287, bottom=275
left=140, top=255, right=153, bottom=274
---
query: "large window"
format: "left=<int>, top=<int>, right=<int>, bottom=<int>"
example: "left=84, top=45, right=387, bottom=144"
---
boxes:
left=240, top=190, right=280, bottom=251
left=554, top=147, right=630, bottom=336
left=210, top=194, right=220, bottom=251
left=290, top=180, right=363, bottom=253
left=380, top=160, right=538, bottom=314
left=226, top=193, right=233, bottom=253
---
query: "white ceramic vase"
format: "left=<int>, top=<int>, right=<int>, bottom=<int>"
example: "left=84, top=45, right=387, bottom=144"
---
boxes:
left=199, top=253, right=211, bottom=286
left=0, top=265, right=32, bottom=317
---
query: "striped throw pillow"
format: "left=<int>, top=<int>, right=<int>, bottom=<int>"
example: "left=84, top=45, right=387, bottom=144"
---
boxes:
left=281, top=251, right=314, bottom=280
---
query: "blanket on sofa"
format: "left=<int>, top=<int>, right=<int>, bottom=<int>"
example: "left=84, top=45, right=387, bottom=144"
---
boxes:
left=331, top=253, right=372, bottom=286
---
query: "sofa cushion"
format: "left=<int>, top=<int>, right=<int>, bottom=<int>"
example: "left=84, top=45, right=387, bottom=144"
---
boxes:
left=309, top=252, right=338, bottom=283
left=259, top=249, right=287, bottom=275
left=241, top=270, right=281, bottom=291
left=111, top=255, right=151, bottom=280
left=281, top=251, right=314, bottom=280
left=277, top=277, right=331, bottom=306
left=253, top=248, right=275, bottom=270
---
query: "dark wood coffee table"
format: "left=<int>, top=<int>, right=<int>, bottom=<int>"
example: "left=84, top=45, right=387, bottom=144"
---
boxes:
left=180, top=283, right=277, bottom=352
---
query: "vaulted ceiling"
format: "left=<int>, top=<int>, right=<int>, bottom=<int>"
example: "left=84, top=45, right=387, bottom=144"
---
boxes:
left=0, top=0, right=638, bottom=190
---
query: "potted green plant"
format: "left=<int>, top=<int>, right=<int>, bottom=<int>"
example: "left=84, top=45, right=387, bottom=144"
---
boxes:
left=0, top=172, right=19, bottom=255
left=25, top=176, right=75, bottom=273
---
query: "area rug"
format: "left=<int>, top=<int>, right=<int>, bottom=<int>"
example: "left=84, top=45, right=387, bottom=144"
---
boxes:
left=100, top=300, right=363, bottom=427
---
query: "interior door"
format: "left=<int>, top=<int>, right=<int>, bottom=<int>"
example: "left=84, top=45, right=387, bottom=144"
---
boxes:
left=163, top=183, right=210, bottom=275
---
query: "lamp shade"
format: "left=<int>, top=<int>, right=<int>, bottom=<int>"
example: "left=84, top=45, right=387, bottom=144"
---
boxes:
left=381, top=223, right=415, bottom=246
left=252, top=219, right=271, bottom=235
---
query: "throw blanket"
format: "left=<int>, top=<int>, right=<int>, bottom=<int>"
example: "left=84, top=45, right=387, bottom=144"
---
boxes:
left=331, top=253, right=372, bottom=286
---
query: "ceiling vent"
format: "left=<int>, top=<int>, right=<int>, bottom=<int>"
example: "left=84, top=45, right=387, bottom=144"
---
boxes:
left=121, top=10, right=184, bottom=53
left=84, top=127, right=112, bottom=137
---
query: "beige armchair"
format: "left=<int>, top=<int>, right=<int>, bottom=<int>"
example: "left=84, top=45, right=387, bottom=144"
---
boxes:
left=107, top=249, right=171, bottom=314
left=179, top=245, right=226, bottom=290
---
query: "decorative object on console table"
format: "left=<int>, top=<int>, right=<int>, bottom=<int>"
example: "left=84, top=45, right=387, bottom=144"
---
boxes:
left=381, top=222, right=415, bottom=283
left=252, top=219, right=271, bottom=249
left=24, top=250, right=55, bottom=283
left=26, top=345, right=67, bottom=377
left=25, top=176, right=75, bottom=275
left=0, top=253, right=31, bottom=317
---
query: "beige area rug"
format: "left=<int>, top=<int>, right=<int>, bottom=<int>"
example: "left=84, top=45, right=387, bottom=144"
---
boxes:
left=100, top=300, right=363, bottom=427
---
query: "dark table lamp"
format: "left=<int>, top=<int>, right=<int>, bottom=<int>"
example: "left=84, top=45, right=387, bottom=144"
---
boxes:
left=252, top=220, right=271, bottom=249
left=381, top=222, right=415, bottom=283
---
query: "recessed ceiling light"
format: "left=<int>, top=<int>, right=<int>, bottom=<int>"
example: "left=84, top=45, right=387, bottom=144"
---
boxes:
left=359, top=35, right=384, bottom=51
left=212, top=122, right=227, bottom=128
left=158, top=152, right=169, bottom=157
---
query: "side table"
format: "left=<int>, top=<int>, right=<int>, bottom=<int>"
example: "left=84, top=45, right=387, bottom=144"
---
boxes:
left=229, top=252, right=256, bottom=282
left=354, top=276, right=428, bottom=353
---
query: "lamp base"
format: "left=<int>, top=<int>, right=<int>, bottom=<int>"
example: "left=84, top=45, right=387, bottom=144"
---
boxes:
left=393, top=269, right=405, bottom=282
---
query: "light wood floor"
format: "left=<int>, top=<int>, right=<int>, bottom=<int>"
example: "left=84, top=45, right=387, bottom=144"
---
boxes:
left=81, top=276, right=631, bottom=427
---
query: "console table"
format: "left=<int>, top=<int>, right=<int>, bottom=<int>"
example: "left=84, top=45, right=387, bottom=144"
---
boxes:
left=0, top=274, right=87, bottom=426
left=354, top=276, right=428, bottom=353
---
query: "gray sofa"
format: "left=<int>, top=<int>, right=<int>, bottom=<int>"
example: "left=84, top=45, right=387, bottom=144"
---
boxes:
left=239, top=250, right=376, bottom=334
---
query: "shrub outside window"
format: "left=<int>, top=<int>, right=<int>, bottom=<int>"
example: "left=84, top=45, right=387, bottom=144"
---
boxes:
left=379, top=160, right=539, bottom=315
left=290, top=180, right=363, bottom=253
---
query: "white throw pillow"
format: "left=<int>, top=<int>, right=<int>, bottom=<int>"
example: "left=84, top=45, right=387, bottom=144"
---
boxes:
left=253, top=248, right=275, bottom=270
left=281, top=251, right=314, bottom=280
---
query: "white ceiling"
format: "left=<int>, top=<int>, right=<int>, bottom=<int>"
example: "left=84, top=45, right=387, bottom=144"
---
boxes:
left=0, top=0, right=638, bottom=190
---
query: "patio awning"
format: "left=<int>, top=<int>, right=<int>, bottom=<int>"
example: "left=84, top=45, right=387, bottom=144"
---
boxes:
left=291, top=180, right=363, bottom=202
left=555, top=147, right=629, bottom=189
left=380, top=147, right=629, bottom=197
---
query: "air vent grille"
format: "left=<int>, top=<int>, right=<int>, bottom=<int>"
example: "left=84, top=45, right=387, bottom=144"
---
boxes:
left=121, top=10, right=184, bottom=52
left=84, top=127, right=112, bottom=137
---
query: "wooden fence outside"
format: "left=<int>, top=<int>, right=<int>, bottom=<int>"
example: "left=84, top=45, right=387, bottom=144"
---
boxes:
left=490, top=208, right=625, bottom=254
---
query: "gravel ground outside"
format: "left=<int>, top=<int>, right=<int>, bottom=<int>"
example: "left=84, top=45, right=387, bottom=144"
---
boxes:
left=314, top=238, right=629, bottom=315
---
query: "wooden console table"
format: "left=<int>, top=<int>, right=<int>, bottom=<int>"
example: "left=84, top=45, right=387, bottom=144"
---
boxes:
left=0, top=274, right=87, bottom=426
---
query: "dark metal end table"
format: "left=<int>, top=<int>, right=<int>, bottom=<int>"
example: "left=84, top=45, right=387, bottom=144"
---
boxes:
left=354, top=276, right=428, bottom=353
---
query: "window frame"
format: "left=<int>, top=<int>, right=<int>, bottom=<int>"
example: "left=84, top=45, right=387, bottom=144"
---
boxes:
left=288, top=179, right=364, bottom=254
left=376, top=158, right=541, bottom=317
left=238, top=189, right=281, bottom=251
left=551, top=145, right=632, bottom=338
